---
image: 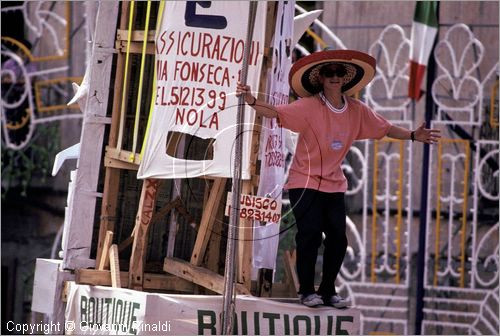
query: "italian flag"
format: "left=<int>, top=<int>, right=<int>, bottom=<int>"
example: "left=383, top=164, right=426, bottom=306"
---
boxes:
left=408, top=1, right=438, bottom=100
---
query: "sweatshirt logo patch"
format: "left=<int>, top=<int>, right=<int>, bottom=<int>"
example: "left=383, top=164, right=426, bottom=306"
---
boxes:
left=330, top=140, right=343, bottom=150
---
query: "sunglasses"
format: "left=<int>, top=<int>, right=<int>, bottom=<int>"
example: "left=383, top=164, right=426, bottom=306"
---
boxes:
left=321, top=67, right=347, bottom=78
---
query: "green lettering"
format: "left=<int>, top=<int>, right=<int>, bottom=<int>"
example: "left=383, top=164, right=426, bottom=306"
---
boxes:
left=336, top=315, right=353, bottom=335
left=115, top=300, right=123, bottom=329
left=241, top=311, right=248, bottom=335
left=88, top=297, right=95, bottom=326
left=314, top=316, right=320, bottom=335
left=232, top=312, right=238, bottom=335
left=262, top=313, right=280, bottom=335
left=327, top=315, right=333, bottom=334
left=197, top=310, right=216, bottom=335
left=254, top=312, right=260, bottom=335
left=293, top=315, right=311, bottom=335
left=284, top=314, right=290, bottom=335
left=129, top=302, right=140, bottom=335
left=80, top=296, right=88, bottom=327
left=104, top=298, right=112, bottom=325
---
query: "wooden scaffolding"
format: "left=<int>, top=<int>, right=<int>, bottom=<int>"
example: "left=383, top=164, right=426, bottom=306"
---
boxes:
left=72, top=1, right=299, bottom=300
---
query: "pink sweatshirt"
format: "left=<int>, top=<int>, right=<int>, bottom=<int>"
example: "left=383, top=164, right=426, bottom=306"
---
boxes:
left=276, top=94, right=392, bottom=193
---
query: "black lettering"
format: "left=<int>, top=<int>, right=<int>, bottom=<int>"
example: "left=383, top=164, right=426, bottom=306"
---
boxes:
left=185, top=2, right=227, bottom=29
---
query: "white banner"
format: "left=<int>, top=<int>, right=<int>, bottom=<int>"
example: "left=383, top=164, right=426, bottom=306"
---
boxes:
left=65, top=283, right=360, bottom=335
left=65, top=284, right=147, bottom=335
left=138, top=1, right=266, bottom=179
left=252, top=0, right=295, bottom=271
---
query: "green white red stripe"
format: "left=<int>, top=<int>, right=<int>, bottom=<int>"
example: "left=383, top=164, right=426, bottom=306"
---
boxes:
left=408, top=1, right=438, bottom=100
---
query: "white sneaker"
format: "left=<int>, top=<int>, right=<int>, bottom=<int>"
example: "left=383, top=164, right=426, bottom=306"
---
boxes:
left=299, top=293, right=324, bottom=307
left=324, top=294, right=350, bottom=308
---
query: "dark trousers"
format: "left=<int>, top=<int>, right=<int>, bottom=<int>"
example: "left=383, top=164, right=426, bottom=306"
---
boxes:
left=289, top=188, right=347, bottom=297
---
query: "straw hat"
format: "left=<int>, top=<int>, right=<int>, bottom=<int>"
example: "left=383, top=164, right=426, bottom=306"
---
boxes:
left=289, top=49, right=376, bottom=97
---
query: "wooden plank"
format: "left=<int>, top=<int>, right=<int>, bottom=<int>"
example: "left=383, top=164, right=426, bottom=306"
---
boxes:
left=63, top=1, right=119, bottom=270
left=116, top=29, right=156, bottom=42
left=164, top=257, right=250, bottom=295
left=190, top=178, right=227, bottom=266
left=98, top=231, right=113, bottom=270
left=118, top=235, right=134, bottom=253
left=75, top=269, right=196, bottom=292
left=205, top=199, right=225, bottom=273
left=95, top=2, right=131, bottom=267
left=105, top=146, right=142, bottom=165
left=103, top=156, right=139, bottom=170
left=238, top=2, right=278, bottom=290
left=109, top=244, right=121, bottom=288
left=116, top=40, right=155, bottom=55
left=129, top=179, right=161, bottom=290
left=283, top=250, right=299, bottom=295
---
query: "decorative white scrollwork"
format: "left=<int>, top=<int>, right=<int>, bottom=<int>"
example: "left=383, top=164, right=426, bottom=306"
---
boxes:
left=342, top=145, right=367, bottom=196
left=366, top=24, right=411, bottom=118
left=432, top=24, right=485, bottom=125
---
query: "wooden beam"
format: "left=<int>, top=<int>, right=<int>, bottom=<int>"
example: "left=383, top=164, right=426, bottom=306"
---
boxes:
left=105, top=146, right=142, bottom=165
left=103, top=155, right=139, bottom=170
left=205, top=199, right=225, bottom=273
left=129, top=179, right=161, bottom=290
left=75, top=269, right=195, bottom=292
left=190, top=178, right=227, bottom=266
left=118, top=235, right=134, bottom=253
left=63, top=1, right=119, bottom=270
left=116, top=40, right=155, bottom=55
left=283, top=250, right=299, bottom=296
left=98, top=231, right=113, bottom=270
left=116, top=29, right=156, bottom=42
left=95, top=1, right=130, bottom=268
left=109, top=244, right=121, bottom=288
left=164, top=257, right=250, bottom=295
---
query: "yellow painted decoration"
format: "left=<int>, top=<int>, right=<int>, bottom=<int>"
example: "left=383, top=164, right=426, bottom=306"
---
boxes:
left=1, top=3, right=70, bottom=62
left=34, top=77, right=83, bottom=113
left=433, top=140, right=443, bottom=287
left=460, top=141, right=470, bottom=287
left=490, top=79, right=499, bottom=128
left=306, top=28, right=327, bottom=49
left=371, top=140, right=379, bottom=283
left=5, top=108, right=31, bottom=130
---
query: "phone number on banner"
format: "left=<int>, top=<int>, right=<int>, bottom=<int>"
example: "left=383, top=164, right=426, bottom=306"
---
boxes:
left=225, top=192, right=282, bottom=223
left=156, top=86, right=227, bottom=110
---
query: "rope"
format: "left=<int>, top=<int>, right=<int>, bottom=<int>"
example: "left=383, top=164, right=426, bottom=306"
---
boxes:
left=221, top=2, right=258, bottom=334
left=116, top=1, right=135, bottom=151
left=130, top=0, right=152, bottom=162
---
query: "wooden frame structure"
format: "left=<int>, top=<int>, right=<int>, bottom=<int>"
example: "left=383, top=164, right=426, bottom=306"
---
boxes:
left=70, top=1, right=299, bottom=299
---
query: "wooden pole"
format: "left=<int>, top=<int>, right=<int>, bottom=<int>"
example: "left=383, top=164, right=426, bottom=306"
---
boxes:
left=96, top=1, right=132, bottom=267
left=190, top=178, right=227, bottom=266
left=128, top=179, right=161, bottom=290
left=238, top=2, right=278, bottom=291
